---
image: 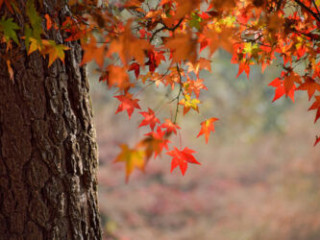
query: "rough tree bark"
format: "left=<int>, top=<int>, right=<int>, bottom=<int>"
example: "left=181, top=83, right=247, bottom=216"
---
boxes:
left=0, top=1, right=102, bottom=240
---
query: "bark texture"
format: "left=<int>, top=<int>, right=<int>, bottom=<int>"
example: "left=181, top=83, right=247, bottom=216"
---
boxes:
left=0, top=1, right=102, bottom=240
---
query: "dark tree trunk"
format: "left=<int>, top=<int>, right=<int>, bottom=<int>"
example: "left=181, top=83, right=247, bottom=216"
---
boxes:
left=0, top=1, right=102, bottom=240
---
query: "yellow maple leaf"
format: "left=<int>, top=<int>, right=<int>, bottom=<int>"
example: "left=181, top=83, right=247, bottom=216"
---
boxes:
left=179, top=94, right=200, bottom=115
left=114, top=144, right=145, bottom=182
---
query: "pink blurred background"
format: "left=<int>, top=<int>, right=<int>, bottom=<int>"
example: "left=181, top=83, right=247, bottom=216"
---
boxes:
left=89, top=51, right=320, bottom=240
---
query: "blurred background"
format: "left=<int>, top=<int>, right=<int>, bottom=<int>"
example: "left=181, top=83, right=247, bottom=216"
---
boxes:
left=88, top=50, right=320, bottom=240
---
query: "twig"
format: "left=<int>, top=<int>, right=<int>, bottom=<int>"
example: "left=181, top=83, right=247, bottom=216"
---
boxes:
left=294, top=0, right=320, bottom=22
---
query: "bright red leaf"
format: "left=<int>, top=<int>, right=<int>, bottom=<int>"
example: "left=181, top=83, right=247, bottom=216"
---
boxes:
left=167, top=147, right=200, bottom=175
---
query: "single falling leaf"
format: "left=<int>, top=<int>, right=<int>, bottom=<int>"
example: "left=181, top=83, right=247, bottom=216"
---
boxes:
left=167, top=147, right=200, bottom=175
left=114, top=93, right=141, bottom=119
left=139, top=108, right=160, bottom=130
left=197, top=117, right=219, bottom=143
left=114, top=144, right=145, bottom=182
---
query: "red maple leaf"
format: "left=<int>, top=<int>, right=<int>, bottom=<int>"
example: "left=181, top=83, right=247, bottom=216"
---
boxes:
left=297, top=77, right=320, bottom=100
left=160, top=119, right=181, bottom=135
left=197, top=117, right=219, bottom=143
left=139, top=108, right=160, bottom=130
left=114, top=93, right=141, bottom=119
left=269, top=77, right=295, bottom=102
left=144, top=128, right=170, bottom=158
left=129, top=63, right=140, bottom=78
left=167, top=147, right=200, bottom=175
left=309, top=95, right=320, bottom=123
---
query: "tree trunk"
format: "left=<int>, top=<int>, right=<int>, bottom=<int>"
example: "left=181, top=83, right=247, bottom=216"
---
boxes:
left=0, top=1, right=102, bottom=240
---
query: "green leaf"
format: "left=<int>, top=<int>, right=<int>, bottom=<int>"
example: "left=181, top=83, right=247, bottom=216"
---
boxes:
left=26, top=0, right=42, bottom=41
left=0, top=16, right=20, bottom=44
left=24, top=24, right=32, bottom=51
left=189, top=13, right=202, bottom=30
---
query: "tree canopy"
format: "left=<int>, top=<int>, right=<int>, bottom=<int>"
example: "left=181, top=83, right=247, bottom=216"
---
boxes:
left=1, top=0, right=320, bottom=181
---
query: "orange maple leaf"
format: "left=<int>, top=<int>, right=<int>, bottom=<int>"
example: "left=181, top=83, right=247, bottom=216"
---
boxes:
left=165, top=32, right=197, bottom=64
left=107, top=21, right=151, bottom=65
left=81, top=36, right=105, bottom=68
left=197, top=117, right=219, bottom=143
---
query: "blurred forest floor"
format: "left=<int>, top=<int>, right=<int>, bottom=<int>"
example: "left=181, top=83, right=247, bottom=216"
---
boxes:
left=89, top=51, right=320, bottom=240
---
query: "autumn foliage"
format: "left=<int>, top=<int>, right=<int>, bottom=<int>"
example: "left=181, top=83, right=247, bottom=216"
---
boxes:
left=1, top=0, right=320, bottom=181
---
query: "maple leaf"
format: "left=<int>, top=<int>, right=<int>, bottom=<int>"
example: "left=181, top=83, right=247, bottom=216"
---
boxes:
left=43, top=40, right=70, bottom=67
left=102, top=65, right=132, bottom=90
left=308, top=95, right=320, bottom=123
left=269, top=77, right=296, bottom=102
left=297, top=77, right=320, bottom=100
left=141, top=128, right=170, bottom=159
left=284, top=72, right=301, bottom=94
left=236, top=61, right=251, bottom=79
left=114, top=93, right=141, bottom=119
left=0, top=17, right=20, bottom=44
left=107, top=21, right=151, bottom=65
left=129, top=63, right=140, bottom=78
left=114, top=144, right=145, bottom=182
left=183, top=78, right=208, bottom=98
left=139, top=108, right=160, bottom=130
left=203, top=27, right=235, bottom=55
left=81, top=36, right=105, bottom=68
left=175, top=0, right=201, bottom=19
left=164, top=32, right=197, bottom=64
left=197, top=118, right=219, bottom=143
left=26, top=0, right=42, bottom=41
left=167, top=147, right=200, bottom=175
left=160, top=119, right=181, bottom=136
left=179, top=94, right=200, bottom=115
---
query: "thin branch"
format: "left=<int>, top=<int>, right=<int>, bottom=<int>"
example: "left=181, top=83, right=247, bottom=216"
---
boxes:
left=149, top=18, right=184, bottom=43
left=173, top=64, right=183, bottom=124
left=294, top=0, right=320, bottom=22
left=312, top=0, right=320, bottom=17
